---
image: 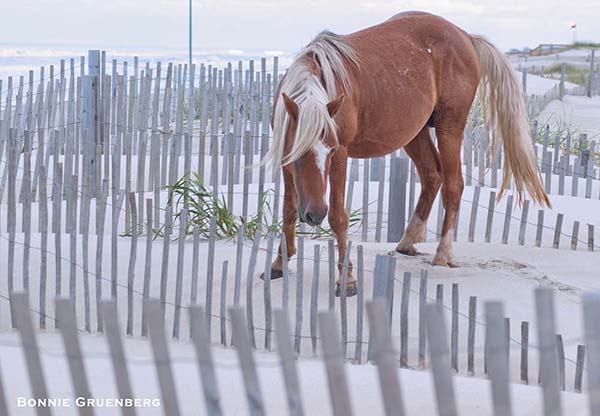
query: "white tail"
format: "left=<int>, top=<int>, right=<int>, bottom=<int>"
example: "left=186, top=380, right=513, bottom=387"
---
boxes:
left=471, top=35, right=551, bottom=207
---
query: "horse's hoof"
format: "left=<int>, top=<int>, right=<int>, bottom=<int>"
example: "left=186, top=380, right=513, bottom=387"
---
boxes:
left=335, top=281, right=358, bottom=298
left=259, top=268, right=284, bottom=281
left=396, top=246, right=420, bottom=256
left=431, top=255, right=455, bottom=267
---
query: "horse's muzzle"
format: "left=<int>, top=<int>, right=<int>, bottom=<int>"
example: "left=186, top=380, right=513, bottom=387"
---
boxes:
left=303, top=206, right=328, bottom=227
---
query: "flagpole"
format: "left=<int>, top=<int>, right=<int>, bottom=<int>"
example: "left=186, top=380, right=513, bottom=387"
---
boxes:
left=189, top=0, right=193, bottom=73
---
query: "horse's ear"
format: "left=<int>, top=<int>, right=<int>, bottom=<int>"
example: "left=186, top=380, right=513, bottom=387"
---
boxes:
left=327, top=94, right=345, bottom=117
left=282, top=93, right=299, bottom=121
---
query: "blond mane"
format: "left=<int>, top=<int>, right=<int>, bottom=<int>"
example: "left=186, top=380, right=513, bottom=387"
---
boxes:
left=263, top=31, right=358, bottom=167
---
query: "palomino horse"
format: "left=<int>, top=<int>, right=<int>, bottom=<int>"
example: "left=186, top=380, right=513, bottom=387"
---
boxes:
left=263, top=11, right=550, bottom=296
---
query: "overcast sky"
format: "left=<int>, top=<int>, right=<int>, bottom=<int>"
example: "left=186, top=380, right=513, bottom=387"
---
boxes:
left=1, top=0, right=598, bottom=53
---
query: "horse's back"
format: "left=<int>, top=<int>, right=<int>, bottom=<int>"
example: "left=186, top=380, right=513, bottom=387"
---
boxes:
left=353, top=11, right=477, bottom=65
left=342, top=11, right=480, bottom=158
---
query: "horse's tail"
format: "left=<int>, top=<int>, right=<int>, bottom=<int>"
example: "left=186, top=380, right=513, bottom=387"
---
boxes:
left=470, top=35, right=551, bottom=207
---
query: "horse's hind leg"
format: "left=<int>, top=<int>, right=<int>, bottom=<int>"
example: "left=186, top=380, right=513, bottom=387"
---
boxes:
left=396, top=127, right=442, bottom=255
left=432, top=121, right=466, bottom=267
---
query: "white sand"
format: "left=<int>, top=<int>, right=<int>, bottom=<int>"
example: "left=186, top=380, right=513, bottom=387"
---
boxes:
left=536, top=95, right=600, bottom=139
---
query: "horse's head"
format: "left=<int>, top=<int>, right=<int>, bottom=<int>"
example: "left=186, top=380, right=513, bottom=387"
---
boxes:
left=280, top=92, right=345, bottom=226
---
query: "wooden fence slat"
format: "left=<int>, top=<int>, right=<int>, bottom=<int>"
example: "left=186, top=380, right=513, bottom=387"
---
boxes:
left=81, top=156, right=92, bottom=333
left=328, top=239, right=335, bottom=311
left=361, top=158, right=370, bottom=242
left=340, top=241, right=353, bottom=359
left=189, top=306, right=223, bottom=416
left=387, top=157, right=408, bottom=242
left=536, top=210, right=544, bottom=248
left=557, top=334, right=565, bottom=391
left=485, top=191, right=496, bottom=243
left=145, top=300, right=181, bottom=416
left=318, top=311, right=354, bottom=416
left=418, top=269, right=428, bottom=369
left=124, top=193, right=137, bottom=336
left=7, top=136, right=16, bottom=328
left=190, top=227, right=201, bottom=312
left=282, top=234, right=290, bottom=311
left=582, top=292, right=600, bottom=415
left=375, top=158, right=386, bottom=242
left=53, top=163, right=63, bottom=307
left=400, top=272, right=411, bottom=368
left=518, top=200, right=529, bottom=246
left=159, top=203, right=173, bottom=318
left=101, top=301, right=137, bottom=416
left=354, top=245, right=365, bottom=364
left=588, top=224, right=595, bottom=251
left=571, top=221, right=580, bottom=250
left=468, top=187, right=481, bottom=242
left=574, top=345, right=585, bottom=393
left=95, top=181, right=109, bottom=333
left=451, top=283, right=459, bottom=372
left=55, top=298, right=95, bottom=416
left=141, top=199, right=153, bottom=337
left=13, top=293, right=53, bottom=416
left=263, top=232, right=276, bottom=350
left=553, top=213, right=564, bottom=249
left=274, top=309, right=305, bottom=416
left=205, top=216, right=217, bottom=342
left=294, top=237, right=305, bottom=354
left=534, top=288, right=562, bottom=416
left=0, top=361, right=9, bottom=416
left=245, top=231, right=261, bottom=349
left=484, top=301, right=513, bottom=416
left=69, top=176, right=78, bottom=305
left=424, top=303, right=458, bottom=416
left=521, top=321, right=529, bottom=384
left=367, top=300, right=406, bottom=416
left=310, top=245, right=320, bottom=355
left=468, top=296, right=477, bottom=375
left=22, top=148, right=31, bottom=292
left=172, top=208, right=188, bottom=339
left=229, top=307, right=266, bottom=416
left=233, top=225, right=245, bottom=307
left=367, top=255, right=396, bottom=362
left=39, top=166, right=49, bottom=330
left=435, top=284, right=443, bottom=306
left=501, top=195, right=513, bottom=244
left=220, top=261, right=229, bottom=346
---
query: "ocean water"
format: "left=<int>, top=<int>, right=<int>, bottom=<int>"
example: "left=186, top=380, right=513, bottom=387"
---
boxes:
left=0, top=43, right=294, bottom=84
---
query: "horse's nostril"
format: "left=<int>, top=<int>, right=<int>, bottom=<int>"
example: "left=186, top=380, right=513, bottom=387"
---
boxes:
left=305, top=208, right=327, bottom=226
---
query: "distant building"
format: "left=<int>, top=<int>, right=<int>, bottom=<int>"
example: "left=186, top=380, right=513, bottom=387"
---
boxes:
left=529, top=44, right=571, bottom=56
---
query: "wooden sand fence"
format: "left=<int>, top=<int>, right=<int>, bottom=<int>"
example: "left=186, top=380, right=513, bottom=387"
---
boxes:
left=4, top=286, right=600, bottom=415
left=0, top=50, right=597, bottom=393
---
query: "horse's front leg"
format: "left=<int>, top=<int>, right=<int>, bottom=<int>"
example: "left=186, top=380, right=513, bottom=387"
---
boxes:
left=266, top=167, right=298, bottom=279
left=328, top=147, right=356, bottom=297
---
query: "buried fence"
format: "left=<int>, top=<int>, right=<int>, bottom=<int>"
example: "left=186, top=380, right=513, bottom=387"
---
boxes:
left=4, top=286, right=600, bottom=415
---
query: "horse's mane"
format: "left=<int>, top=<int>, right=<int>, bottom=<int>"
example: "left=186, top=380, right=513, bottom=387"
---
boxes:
left=263, top=31, right=358, bottom=167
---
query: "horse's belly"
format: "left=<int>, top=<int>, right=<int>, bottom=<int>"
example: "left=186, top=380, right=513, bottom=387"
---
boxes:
left=347, top=105, right=431, bottom=158
left=347, top=133, right=417, bottom=159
